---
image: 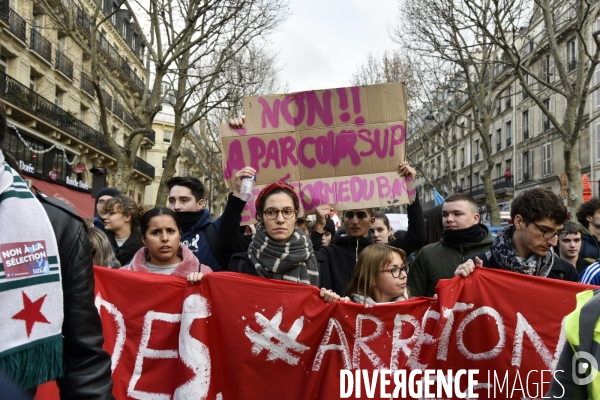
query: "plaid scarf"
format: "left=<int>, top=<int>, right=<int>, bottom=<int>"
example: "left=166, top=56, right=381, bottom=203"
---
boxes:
left=490, top=225, right=554, bottom=277
left=0, top=153, right=63, bottom=389
left=248, top=224, right=319, bottom=286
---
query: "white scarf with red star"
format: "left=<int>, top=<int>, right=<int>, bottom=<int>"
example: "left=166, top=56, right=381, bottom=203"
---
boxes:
left=0, top=154, right=64, bottom=390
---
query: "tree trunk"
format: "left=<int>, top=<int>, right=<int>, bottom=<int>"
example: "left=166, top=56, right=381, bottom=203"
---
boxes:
left=564, top=139, right=583, bottom=220
left=113, top=156, right=135, bottom=193
left=155, top=131, right=185, bottom=207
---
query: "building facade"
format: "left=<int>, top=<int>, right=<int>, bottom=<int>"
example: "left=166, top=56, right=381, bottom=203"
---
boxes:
left=0, top=0, right=154, bottom=216
left=408, top=4, right=596, bottom=222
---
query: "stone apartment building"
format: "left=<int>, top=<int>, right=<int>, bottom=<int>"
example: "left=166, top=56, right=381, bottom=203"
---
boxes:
left=0, top=0, right=154, bottom=216
left=408, top=4, right=597, bottom=222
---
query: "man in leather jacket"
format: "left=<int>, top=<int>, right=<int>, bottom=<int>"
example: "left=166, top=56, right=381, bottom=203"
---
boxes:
left=38, top=194, right=114, bottom=399
left=0, top=103, right=114, bottom=399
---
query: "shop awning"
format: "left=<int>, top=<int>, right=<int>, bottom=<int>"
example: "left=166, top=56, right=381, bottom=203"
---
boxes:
left=28, top=177, right=95, bottom=218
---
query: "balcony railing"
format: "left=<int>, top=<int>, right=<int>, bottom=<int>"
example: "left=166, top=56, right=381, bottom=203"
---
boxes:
left=523, top=171, right=531, bottom=182
left=96, top=30, right=145, bottom=92
left=0, top=0, right=9, bottom=23
left=569, top=59, right=577, bottom=72
left=30, top=29, right=52, bottom=64
left=506, top=137, right=512, bottom=147
left=493, top=176, right=513, bottom=190
left=112, top=100, right=124, bottom=119
left=7, top=8, right=26, bottom=42
left=81, top=72, right=95, bottom=97
left=55, top=50, right=73, bottom=79
left=101, top=89, right=113, bottom=111
left=453, top=176, right=514, bottom=197
left=0, top=70, right=154, bottom=179
left=146, top=130, right=155, bottom=143
left=124, top=112, right=135, bottom=127
left=75, top=5, right=90, bottom=34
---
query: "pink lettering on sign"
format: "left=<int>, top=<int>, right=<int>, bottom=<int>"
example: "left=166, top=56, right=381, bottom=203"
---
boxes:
left=257, top=87, right=365, bottom=129
left=300, top=175, right=410, bottom=211
left=226, top=123, right=406, bottom=178
left=224, top=140, right=247, bottom=180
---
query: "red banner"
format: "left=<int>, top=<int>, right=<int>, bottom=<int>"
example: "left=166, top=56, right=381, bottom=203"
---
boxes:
left=38, top=267, right=596, bottom=399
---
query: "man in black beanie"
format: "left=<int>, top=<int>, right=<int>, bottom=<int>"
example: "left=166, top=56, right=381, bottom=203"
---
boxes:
left=322, top=218, right=336, bottom=246
left=94, top=188, right=121, bottom=230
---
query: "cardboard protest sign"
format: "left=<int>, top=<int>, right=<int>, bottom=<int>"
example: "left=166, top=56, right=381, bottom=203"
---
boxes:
left=220, top=83, right=414, bottom=221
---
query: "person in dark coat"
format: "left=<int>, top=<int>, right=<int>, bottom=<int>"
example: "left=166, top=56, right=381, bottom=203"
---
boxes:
left=455, top=188, right=579, bottom=282
left=312, top=162, right=426, bottom=296
left=93, top=187, right=121, bottom=230
left=100, top=195, right=144, bottom=266
left=0, top=102, right=113, bottom=399
left=167, top=176, right=225, bottom=271
left=576, top=197, right=600, bottom=265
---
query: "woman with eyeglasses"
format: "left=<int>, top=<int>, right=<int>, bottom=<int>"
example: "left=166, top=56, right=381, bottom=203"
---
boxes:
left=225, top=180, right=331, bottom=288
left=344, top=245, right=410, bottom=304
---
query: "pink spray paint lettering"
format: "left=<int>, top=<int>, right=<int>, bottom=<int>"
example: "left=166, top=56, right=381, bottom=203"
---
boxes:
left=220, top=83, right=411, bottom=222
left=224, top=123, right=406, bottom=177
left=258, top=87, right=363, bottom=129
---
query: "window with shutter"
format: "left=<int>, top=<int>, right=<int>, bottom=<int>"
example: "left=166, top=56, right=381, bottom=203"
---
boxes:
left=517, top=154, right=523, bottom=182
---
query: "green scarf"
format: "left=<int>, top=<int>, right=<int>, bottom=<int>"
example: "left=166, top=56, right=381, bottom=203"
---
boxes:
left=0, top=153, right=63, bottom=390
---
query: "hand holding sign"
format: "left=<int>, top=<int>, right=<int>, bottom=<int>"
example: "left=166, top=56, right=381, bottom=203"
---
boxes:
left=233, top=166, right=257, bottom=198
left=220, top=83, right=414, bottom=223
left=313, top=204, right=333, bottom=234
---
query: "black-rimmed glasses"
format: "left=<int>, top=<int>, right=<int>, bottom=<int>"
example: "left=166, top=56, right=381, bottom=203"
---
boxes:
left=530, top=221, right=567, bottom=240
left=380, top=265, right=409, bottom=278
left=263, top=207, right=297, bottom=220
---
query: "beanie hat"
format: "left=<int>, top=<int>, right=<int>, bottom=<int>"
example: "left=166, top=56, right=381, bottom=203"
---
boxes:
left=324, top=218, right=336, bottom=235
left=95, top=187, right=121, bottom=208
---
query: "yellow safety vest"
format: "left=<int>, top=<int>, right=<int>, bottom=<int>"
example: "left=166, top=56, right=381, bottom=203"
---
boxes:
left=564, top=289, right=600, bottom=399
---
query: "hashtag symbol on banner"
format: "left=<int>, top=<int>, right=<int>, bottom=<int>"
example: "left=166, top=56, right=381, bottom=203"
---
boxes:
left=244, top=307, right=309, bottom=365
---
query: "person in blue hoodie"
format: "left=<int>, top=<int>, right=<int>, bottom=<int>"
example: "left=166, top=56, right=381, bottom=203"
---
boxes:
left=167, top=176, right=225, bottom=271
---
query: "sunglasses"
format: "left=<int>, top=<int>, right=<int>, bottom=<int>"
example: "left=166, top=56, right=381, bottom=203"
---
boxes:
left=344, top=210, right=369, bottom=220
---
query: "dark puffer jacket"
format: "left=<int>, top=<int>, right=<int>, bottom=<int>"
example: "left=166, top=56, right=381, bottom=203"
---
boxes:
left=38, top=192, right=114, bottom=400
left=312, top=229, right=374, bottom=296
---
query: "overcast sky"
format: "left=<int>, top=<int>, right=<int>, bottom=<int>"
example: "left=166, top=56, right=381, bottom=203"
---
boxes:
left=267, top=0, right=401, bottom=93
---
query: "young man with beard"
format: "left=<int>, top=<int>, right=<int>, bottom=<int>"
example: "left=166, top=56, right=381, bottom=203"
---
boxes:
left=455, top=188, right=579, bottom=282
left=408, top=192, right=494, bottom=298
left=167, top=177, right=225, bottom=271
left=312, top=162, right=426, bottom=296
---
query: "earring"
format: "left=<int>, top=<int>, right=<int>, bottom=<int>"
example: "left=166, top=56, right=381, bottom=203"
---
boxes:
left=144, top=246, right=151, bottom=262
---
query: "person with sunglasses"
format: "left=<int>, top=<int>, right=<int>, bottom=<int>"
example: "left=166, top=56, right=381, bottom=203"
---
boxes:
left=455, top=188, right=579, bottom=282
left=344, top=245, right=410, bottom=304
left=311, top=162, right=425, bottom=296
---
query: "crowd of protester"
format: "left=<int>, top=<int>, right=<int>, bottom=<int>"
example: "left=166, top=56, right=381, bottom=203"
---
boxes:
left=4, top=107, right=600, bottom=398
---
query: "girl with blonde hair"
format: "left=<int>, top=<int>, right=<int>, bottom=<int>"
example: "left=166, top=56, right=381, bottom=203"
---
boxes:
left=88, top=227, right=121, bottom=268
left=344, top=244, right=410, bottom=304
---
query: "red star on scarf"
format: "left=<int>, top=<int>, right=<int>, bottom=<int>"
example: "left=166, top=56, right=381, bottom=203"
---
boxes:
left=12, top=291, right=50, bottom=337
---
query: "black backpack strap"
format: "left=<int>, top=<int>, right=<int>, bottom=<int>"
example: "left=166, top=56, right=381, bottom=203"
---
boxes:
left=202, top=223, right=228, bottom=270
